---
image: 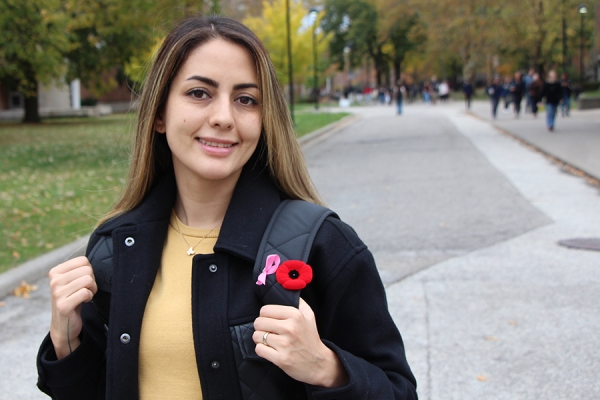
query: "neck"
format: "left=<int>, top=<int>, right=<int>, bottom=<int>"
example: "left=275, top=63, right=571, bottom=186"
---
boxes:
left=173, top=174, right=239, bottom=229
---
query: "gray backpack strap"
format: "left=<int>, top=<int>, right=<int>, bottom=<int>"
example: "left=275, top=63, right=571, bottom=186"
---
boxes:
left=253, top=199, right=338, bottom=308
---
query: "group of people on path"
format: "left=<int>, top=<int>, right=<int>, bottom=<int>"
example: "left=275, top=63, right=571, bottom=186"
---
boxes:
left=391, top=74, right=451, bottom=115
left=486, top=69, right=572, bottom=131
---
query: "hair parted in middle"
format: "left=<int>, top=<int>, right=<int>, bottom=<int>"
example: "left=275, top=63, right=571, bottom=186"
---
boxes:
left=100, top=15, right=323, bottom=225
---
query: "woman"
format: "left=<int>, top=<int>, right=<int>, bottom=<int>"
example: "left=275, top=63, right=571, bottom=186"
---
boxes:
left=528, top=72, right=544, bottom=118
left=36, top=16, right=417, bottom=399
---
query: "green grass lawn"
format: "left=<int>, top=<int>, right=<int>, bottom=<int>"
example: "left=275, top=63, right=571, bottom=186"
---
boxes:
left=0, top=114, right=133, bottom=273
left=581, top=90, right=600, bottom=98
left=0, top=110, right=350, bottom=273
left=294, top=111, right=349, bottom=137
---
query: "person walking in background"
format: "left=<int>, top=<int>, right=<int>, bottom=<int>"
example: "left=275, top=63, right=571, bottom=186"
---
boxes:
left=541, top=70, right=562, bottom=131
left=510, top=71, right=526, bottom=118
left=487, top=76, right=503, bottom=119
left=523, top=68, right=535, bottom=113
left=502, top=76, right=512, bottom=114
left=395, top=76, right=407, bottom=115
left=422, top=81, right=432, bottom=104
left=560, top=72, right=572, bottom=117
left=462, top=80, right=474, bottom=109
left=430, top=75, right=439, bottom=104
left=378, top=85, right=386, bottom=104
left=438, top=80, right=450, bottom=102
left=528, top=72, right=544, bottom=118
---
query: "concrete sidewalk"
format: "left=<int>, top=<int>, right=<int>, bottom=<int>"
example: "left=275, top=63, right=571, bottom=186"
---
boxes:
left=385, top=103, right=600, bottom=399
left=466, top=99, right=600, bottom=181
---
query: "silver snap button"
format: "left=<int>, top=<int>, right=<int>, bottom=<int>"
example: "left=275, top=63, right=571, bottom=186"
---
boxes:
left=211, top=361, right=220, bottom=369
left=120, top=333, right=131, bottom=344
left=209, top=264, right=218, bottom=273
left=124, top=237, right=135, bottom=247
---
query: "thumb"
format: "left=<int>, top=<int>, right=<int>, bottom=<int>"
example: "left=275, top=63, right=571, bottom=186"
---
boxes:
left=298, top=298, right=315, bottom=321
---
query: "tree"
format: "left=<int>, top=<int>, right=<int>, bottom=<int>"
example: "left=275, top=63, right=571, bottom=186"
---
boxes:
left=323, top=0, right=390, bottom=85
left=0, top=0, right=71, bottom=122
left=499, top=0, right=595, bottom=78
left=243, top=0, right=330, bottom=89
left=0, top=0, right=208, bottom=123
left=63, top=0, right=159, bottom=95
left=375, top=0, right=425, bottom=83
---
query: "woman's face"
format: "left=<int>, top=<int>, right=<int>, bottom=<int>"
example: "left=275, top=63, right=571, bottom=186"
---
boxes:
left=155, top=38, right=262, bottom=188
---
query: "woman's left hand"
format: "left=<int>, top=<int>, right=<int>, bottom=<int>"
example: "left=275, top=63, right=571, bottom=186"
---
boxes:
left=252, top=298, right=349, bottom=388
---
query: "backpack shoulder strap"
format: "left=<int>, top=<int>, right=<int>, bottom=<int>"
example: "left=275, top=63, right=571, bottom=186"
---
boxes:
left=253, top=199, right=338, bottom=308
left=88, top=235, right=114, bottom=326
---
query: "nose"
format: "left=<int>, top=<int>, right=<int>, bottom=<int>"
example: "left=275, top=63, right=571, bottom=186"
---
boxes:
left=209, top=96, right=234, bottom=130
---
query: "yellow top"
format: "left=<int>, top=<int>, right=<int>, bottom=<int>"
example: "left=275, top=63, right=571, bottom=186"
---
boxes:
left=138, top=210, right=219, bottom=400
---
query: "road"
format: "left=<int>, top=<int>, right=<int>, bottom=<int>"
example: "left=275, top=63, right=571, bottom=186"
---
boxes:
left=1, top=101, right=599, bottom=399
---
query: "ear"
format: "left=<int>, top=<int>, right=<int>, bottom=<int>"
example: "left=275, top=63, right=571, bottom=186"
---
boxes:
left=154, top=114, right=166, bottom=134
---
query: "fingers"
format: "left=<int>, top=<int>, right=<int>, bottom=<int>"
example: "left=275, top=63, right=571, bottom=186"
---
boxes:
left=48, top=257, right=97, bottom=358
left=251, top=299, right=345, bottom=387
left=49, top=257, right=98, bottom=305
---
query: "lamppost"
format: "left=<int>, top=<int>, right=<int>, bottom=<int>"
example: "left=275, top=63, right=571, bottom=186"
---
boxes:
left=309, top=8, right=319, bottom=110
left=579, top=4, right=588, bottom=94
left=562, top=0, right=567, bottom=75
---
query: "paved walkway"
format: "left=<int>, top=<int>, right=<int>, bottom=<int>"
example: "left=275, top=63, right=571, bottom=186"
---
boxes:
left=466, top=99, right=600, bottom=181
left=379, top=101, right=600, bottom=399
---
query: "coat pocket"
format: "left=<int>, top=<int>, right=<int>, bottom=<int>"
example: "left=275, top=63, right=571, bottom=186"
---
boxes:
left=230, top=322, right=296, bottom=399
left=230, top=322, right=262, bottom=361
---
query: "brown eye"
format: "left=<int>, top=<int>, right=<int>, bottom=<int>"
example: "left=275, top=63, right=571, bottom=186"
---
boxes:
left=237, top=96, right=258, bottom=106
left=188, top=89, right=209, bottom=99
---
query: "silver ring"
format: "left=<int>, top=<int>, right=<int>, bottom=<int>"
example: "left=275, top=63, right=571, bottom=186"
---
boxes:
left=262, top=331, right=270, bottom=346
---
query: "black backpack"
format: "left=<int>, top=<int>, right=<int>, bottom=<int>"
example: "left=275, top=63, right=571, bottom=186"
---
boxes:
left=88, top=199, right=337, bottom=399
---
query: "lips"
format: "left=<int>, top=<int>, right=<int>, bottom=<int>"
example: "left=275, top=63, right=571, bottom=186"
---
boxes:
left=197, top=138, right=236, bottom=148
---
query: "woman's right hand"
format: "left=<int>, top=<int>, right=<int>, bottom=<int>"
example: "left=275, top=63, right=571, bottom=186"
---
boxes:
left=48, top=256, right=98, bottom=359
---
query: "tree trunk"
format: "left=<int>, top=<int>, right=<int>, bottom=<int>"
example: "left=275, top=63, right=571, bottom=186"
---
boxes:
left=24, top=92, right=41, bottom=123
left=373, top=49, right=386, bottom=87
left=393, top=60, right=400, bottom=84
left=22, top=63, right=41, bottom=123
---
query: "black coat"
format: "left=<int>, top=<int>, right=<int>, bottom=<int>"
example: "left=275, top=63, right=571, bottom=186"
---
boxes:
left=37, top=158, right=417, bottom=399
left=542, top=82, right=562, bottom=105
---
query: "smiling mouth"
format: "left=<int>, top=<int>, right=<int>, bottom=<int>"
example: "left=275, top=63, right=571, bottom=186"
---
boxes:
left=197, top=138, right=236, bottom=148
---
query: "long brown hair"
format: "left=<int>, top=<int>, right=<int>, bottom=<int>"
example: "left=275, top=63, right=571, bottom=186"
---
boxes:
left=98, top=16, right=323, bottom=226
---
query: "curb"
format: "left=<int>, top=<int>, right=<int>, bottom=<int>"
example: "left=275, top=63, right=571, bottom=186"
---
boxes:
left=0, top=235, right=89, bottom=299
left=0, top=113, right=361, bottom=301
left=298, top=114, right=359, bottom=146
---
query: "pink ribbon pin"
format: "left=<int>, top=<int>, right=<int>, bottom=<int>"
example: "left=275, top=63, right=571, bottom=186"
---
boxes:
left=256, top=254, right=280, bottom=285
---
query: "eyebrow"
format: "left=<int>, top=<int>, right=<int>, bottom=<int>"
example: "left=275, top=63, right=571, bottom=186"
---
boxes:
left=186, top=75, right=259, bottom=91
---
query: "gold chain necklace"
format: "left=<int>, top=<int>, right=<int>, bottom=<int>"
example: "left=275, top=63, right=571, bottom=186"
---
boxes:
left=173, top=217, right=219, bottom=256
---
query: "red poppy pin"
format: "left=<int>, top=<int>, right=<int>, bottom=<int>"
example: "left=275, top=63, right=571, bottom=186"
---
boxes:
left=275, top=260, right=313, bottom=290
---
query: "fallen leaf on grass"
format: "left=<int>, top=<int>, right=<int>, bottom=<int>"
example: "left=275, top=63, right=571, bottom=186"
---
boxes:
left=12, top=281, right=38, bottom=298
left=476, top=375, right=487, bottom=382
